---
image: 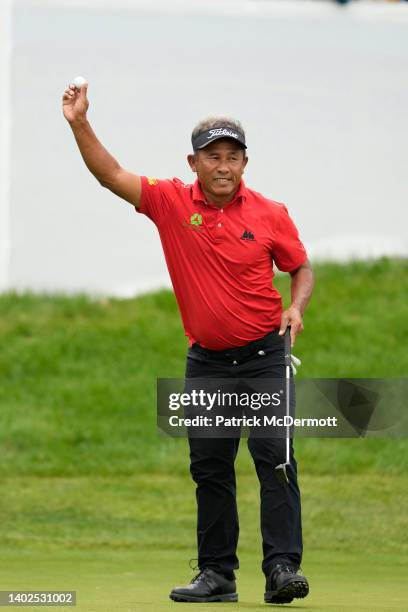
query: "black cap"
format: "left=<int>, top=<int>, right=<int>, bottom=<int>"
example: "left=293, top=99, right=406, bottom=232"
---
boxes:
left=192, top=126, right=247, bottom=152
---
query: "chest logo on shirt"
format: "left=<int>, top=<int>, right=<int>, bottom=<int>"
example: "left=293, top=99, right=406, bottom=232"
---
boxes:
left=147, top=177, right=158, bottom=186
left=241, top=229, right=255, bottom=241
left=190, top=213, right=203, bottom=226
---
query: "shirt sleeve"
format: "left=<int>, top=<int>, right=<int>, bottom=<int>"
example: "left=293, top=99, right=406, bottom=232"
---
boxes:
left=135, top=176, right=177, bottom=226
left=272, top=205, right=308, bottom=272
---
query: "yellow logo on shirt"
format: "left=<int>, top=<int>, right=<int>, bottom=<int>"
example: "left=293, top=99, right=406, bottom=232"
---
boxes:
left=147, top=177, right=158, bottom=186
left=190, top=213, right=203, bottom=226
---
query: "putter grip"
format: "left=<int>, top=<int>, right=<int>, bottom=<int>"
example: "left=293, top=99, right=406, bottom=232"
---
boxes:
left=284, top=327, right=291, bottom=367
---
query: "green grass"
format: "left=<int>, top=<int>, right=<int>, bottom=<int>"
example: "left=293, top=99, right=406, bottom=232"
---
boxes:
left=0, top=258, right=407, bottom=610
left=296, top=258, right=408, bottom=377
left=0, top=548, right=405, bottom=611
left=0, top=257, right=407, bottom=477
left=0, top=474, right=407, bottom=557
left=1, top=549, right=407, bottom=611
left=1, top=473, right=407, bottom=610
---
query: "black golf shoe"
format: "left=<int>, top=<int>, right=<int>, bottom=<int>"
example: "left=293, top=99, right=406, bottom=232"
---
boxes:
left=264, top=564, right=309, bottom=604
left=170, top=568, right=238, bottom=602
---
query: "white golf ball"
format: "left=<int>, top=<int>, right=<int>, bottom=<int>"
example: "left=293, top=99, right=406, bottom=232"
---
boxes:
left=73, top=76, right=87, bottom=89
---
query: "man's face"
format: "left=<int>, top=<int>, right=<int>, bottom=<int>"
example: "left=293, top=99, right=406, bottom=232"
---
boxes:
left=187, top=139, right=248, bottom=204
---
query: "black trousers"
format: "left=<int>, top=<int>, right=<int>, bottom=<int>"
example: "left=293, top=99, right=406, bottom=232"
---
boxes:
left=185, top=330, right=303, bottom=577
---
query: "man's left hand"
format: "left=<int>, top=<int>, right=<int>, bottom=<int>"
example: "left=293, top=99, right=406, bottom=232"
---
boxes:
left=279, top=305, right=303, bottom=347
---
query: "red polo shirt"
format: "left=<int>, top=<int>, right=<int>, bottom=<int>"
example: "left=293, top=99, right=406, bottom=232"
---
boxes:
left=136, top=176, right=307, bottom=350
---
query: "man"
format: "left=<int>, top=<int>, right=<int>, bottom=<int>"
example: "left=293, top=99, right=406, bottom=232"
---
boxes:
left=62, top=82, right=314, bottom=605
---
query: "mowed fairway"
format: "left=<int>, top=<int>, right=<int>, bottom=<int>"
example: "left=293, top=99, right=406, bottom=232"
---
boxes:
left=1, top=549, right=407, bottom=611
left=0, top=472, right=407, bottom=610
left=0, top=259, right=407, bottom=610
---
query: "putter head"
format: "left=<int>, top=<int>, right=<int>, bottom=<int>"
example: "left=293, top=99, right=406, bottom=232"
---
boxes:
left=275, top=463, right=289, bottom=485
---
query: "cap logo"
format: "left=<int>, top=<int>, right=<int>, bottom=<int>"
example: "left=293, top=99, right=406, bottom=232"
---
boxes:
left=208, top=128, right=239, bottom=140
left=192, top=125, right=246, bottom=151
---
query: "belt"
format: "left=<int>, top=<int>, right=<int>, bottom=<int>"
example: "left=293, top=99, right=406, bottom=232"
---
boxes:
left=192, top=329, right=281, bottom=364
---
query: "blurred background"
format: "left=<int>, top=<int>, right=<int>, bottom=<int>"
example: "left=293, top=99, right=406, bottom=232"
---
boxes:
left=0, top=0, right=407, bottom=294
left=0, top=2, right=407, bottom=611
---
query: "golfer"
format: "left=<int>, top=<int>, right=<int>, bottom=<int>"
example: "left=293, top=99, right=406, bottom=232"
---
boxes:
left=62, top=82, right=314, bottom=605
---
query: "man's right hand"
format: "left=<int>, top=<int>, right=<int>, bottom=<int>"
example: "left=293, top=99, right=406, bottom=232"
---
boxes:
left=62, top=82, right=89, bottom=124
left=62, top=81, right=141, bottom=207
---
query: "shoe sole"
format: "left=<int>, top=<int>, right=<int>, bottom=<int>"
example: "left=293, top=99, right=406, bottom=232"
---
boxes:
left=265, top=579, right=309, bottom=604
left=170, top=592, right=238, bottom=603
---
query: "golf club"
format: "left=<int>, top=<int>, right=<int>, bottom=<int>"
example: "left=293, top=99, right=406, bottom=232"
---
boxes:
left=274, top=327, right=292, bottom=485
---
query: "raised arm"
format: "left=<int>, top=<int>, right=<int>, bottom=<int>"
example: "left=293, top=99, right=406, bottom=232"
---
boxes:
left=62, top=82, right=141, bottom=208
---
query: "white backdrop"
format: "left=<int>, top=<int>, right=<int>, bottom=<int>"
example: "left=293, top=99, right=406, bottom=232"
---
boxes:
left=3, top=0, right=408, bottom=295
left=0, top=0, right=12, bottom=291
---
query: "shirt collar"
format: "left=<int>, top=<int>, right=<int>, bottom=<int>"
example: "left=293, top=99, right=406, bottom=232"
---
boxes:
left=192, top=179, right=247, bottom=207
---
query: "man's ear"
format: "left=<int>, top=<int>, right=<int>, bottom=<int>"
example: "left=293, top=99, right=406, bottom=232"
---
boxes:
left=242, top=155, right=249, bottom=173
left=187, top=153, right=197, bottom=173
